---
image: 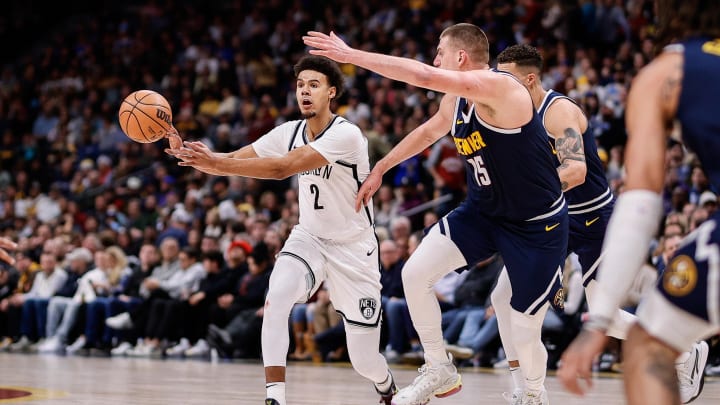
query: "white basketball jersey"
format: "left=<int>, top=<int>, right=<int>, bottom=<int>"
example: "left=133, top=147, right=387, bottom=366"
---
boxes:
left=252, top=116, right=374, bottom=241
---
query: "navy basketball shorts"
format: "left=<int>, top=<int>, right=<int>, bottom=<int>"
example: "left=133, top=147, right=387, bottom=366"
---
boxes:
left=436, top=200, right=568, bottom=315
left=568, top=202, right=614, bottom=287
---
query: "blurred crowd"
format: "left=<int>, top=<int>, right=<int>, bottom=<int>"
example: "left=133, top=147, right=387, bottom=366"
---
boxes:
left=0, top=0, right=718, bottom=373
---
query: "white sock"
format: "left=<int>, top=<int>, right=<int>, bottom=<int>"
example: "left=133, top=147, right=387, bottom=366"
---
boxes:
left=510, top=367, right=524, bottom=391
left=375, top=371, right=393, bottom=393
left=676, top=350, right=691, bottom=364
left=266, top=382, right=286, bottom=404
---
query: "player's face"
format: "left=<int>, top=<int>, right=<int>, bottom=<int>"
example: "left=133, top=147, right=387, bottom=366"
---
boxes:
left=433, top=36, right=462, bottom=71
left=296, top=70, right=335, bottom=119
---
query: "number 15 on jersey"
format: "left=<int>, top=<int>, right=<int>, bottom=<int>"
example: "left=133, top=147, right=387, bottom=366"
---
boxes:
left=468, top=156, right=492, bottom=186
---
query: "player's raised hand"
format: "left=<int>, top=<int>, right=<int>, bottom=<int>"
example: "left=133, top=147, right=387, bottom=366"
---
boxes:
left=355, top=168, right=382, bottom=212
left=303, top=31, right=353, bottom=63
left=0, top=237, right=17, bottom=265
left=557, top=328, right=608, bottom=396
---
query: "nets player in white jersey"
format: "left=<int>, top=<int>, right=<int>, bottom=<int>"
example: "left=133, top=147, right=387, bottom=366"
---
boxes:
left=558, top=1, right=720, bottom=404
left=166, top=55, right=396, bottom=405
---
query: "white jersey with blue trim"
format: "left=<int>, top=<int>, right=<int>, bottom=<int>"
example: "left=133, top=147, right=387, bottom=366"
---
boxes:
left=252, top=116, right=374, bottom=241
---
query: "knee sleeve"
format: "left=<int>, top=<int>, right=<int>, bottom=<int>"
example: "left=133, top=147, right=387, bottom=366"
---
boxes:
left=509, top=306, right=548, bottom=392
left=345, top=323, right=388, bottom=384
left=401, top=228, right=467, bottom=365
left=491, top=267, right=518, bottom=361
left=262, top=256, right=310, bottom=367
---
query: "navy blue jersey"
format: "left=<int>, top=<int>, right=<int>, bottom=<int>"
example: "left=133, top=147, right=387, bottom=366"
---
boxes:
left=451, top=96, right=563, bottom=221
left=676, top=37, right=720, bottom=190
left=538, top=90, right=613, bottom=214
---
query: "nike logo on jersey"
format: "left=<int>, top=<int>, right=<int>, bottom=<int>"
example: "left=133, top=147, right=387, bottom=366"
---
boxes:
left=585, top=217, right=600, bottom=227
left=366, top=247, right=377, bottom=256
left=456, top=119, right=464, bottom=125
left=545, top=223, right=560, bottom=232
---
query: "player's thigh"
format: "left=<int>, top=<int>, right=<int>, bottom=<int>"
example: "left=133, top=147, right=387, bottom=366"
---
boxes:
left=279, top=228, right=329, bottom=303
left=434, top=202, right=496, bottom=267
left=638, top=217, right=720, bottom=351
left=324, top=237, right=382, bottom=328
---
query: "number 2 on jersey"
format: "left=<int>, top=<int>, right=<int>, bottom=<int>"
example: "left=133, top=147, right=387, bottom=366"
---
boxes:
left=468, top=156, right=492, bottom=186
left=310, top=183, right=324, bottom=209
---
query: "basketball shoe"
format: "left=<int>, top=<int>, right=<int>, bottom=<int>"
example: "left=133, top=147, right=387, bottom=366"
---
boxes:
left=518, top=389, right=548, bottom=405
left=502, top=389, right=523, bottom=405
left=391, top=354, right=462, bottom=405
left=677, top=340, right=709, bottom=404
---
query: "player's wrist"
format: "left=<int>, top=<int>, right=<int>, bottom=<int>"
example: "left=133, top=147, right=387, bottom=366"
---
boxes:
left=583, top=314, right=611, bottom=334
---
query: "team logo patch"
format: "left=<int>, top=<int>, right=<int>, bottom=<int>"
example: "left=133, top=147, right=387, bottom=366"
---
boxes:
left=553, top=288, right=565, bottom=311
left=359, top=298, right=377, bottom=320
left=663, top=255, right=698, bottom=297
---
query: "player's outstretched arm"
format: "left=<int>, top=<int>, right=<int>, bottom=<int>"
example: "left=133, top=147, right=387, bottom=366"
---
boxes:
left=303, top=31, right=503, bottom=104
left=545, top=100, right=587, bottom=191
left=355, top=96, right=455, bottom=211
left=0, top=237, right=17, bottom=265
left=169, top=141, right=329, bottom=180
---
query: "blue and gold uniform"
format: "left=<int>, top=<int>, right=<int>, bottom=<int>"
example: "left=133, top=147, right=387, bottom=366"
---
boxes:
left=435, top=95, right=568, bottom=314
left=538, top=90, right=615, bottom=286
left=653, top=37, right=720, bottom=327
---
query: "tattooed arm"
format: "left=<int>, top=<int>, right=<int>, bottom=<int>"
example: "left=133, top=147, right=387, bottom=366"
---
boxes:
left=545, top=98, right=588, bottom=191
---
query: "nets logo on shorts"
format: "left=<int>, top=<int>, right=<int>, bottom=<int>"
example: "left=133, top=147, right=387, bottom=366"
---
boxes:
left=359, top=298, right=377, bottom=320
left=663, top=254, right=698, bottom=297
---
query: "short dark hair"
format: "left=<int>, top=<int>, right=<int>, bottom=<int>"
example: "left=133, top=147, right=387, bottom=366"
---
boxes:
left=202, top=250, right=224, bottom=266
left=496, top=44, right=543, bottom=72
left=293, top=55, right=345, bottom=99
left=439, top=23, right=490, bottom=65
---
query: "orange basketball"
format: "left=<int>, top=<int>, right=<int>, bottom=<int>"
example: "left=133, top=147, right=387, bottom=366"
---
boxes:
left=118, top=90, right=173, bottom=143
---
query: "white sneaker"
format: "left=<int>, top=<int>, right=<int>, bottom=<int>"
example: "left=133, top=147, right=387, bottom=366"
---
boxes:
left=127, top=341, right=154, bottom=357
left=111, top=341, right=133, bottom=356
left=519, top=389, right=549, bottom=405
left=66, top=336, right=87, bottom=354
left=184, top=339, right=210, bottom=358
left=677, top=340, right=709, bottom=404
left=8, top=336, right=31, bottom=352
left=502, top=389, right=524, bottom=405
left=38, top=336, right=63, bottom=353
left=445, top=344, right=474, bottom=360
left=105, top=312, right=134, bottom=330
left=392, top=354, right=462, bottom=405
left=494, top=358, right=509, bottom=369
left=165, top=338, right=191, bottom=357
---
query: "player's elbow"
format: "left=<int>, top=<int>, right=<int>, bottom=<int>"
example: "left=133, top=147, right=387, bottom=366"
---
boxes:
left=268, top=161, right=294, bottom=180
left=414, top=64, right=437, bottom=88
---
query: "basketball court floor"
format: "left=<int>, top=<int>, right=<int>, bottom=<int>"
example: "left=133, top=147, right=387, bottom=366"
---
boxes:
left=0, top=353, right=718, bottom=404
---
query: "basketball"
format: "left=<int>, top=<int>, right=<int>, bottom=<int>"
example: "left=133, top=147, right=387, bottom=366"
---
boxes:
left=118, top=90, right=173, bottom=143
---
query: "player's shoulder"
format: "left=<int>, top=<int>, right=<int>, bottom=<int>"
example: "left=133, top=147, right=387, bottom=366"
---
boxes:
left=329, top=115, right=363, bottom=136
